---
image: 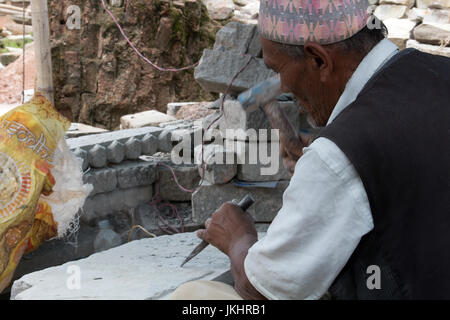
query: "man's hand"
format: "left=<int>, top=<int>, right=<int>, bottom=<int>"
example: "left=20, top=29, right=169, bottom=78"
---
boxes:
left=197, top=202, right=257, bottom=256
left=280, top=131, right=317, bottom=177
left=197, top=202, right=267, bottom=300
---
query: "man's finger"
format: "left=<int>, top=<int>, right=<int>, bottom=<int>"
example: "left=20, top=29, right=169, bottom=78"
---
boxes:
left=197, top=229, right=205, bottom=240
left=205, top=218, right=212, bottom=229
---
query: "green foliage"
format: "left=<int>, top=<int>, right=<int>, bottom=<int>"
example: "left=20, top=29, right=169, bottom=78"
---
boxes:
left=0, top=38, right=33, bottom=49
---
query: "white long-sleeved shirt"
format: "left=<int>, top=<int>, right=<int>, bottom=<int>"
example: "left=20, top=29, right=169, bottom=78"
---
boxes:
left=244, top=39, right=399, bottom=300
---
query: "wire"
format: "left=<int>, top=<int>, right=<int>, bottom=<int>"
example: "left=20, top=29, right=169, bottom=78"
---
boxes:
left=100, top=0, right=199, bottom=72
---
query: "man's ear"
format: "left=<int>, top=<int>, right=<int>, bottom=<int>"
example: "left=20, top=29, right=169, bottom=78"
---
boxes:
left=303, top=42, right=334, bottom=82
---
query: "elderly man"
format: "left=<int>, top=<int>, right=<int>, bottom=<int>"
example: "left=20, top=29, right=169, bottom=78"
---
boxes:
left=171, top=0, right=450, bottom=300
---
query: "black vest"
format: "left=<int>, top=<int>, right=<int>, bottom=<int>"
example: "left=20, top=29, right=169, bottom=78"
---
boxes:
left=320, top=49, right=450, bottom=299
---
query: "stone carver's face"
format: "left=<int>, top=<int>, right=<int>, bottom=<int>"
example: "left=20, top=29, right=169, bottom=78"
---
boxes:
left=260, top=36, right=337, bottom=127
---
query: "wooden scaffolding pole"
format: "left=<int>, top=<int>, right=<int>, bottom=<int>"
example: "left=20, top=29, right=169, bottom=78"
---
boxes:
left=31, top=0, right=54, bottom=104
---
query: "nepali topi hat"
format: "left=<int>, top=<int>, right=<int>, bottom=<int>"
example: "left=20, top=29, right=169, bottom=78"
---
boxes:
left=258, top=0, right=370, bottom=46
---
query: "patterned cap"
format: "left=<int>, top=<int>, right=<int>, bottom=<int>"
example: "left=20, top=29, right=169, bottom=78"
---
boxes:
left=258, top=0, right=370, bottom=45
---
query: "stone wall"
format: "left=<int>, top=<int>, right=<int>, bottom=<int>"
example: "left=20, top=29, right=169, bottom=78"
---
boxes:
left=370, top=0, right=449, bottom=55
left=48, top=0, right=220, bottom=130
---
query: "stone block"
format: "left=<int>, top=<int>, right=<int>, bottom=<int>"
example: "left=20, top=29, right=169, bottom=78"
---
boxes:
left=81, top=185, right=154, bottom=225
left=113, top=161, right=157, bottom=189
left=87, top=144, right=107, bottom=168
left=219, top=100, right=301, bottom=141
left=158, top=129, right=174, bottom=153
left=203, top=0, right=235, bottom=20
left=237, top=141, right=291, bottom=182
left=194, top=49, right=276, bottom=95
left=247, top=28, right=263, bottom=57
left=67, top=127, right=163, bottom=151
left=122, top=185, right=153, bottom=210
left=83, top=167, right=118, bottom=196
left=406, top=39, right=450, bottom=57
left=384, top=18, right=417, bottom=49
left=416, top=0, right=450, bottom=9
left=166, top=102, right=197, bottom=116
left=65, top=123, right=108, bottom=138
left=106, top=140, right=126, bottom=164
left=11, top=232, right=234, bottom=300
left=141, top=133, right=158, bottom=156
left=0, top=52, right=20, bottom=66
left=380, top=0, right=415, bottom=8
left=413, top=23, right=450, bottom=46
left=120, top=110, right=177, bottom=129
left=194, top=144, right=237, bottom=184
left=192, top=180, right=290, bottom=223
left=374, top=4, right=409, bottom=20
left=157, top=164, right=200, bottom=201
left=125, top=137, right=142, bottom=160
left=213, top=21, right=257, bottom=55
left=423, top=8, right=450, bottom=24
left=73, top=148, right=89, bottom=171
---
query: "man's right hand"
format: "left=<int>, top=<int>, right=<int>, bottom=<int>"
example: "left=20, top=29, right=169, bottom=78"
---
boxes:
left=280, top=131, right=317, bottom=176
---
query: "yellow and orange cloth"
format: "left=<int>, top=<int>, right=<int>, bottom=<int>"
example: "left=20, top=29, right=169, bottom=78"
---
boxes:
left=0, top=93, right=70, bottom=292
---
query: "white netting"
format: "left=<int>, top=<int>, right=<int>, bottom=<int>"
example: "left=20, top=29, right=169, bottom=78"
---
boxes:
left=40, top=138, right=92, bottom=241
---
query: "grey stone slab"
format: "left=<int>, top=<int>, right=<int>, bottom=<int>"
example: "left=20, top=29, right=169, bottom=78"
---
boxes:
left=67, top=127, right=163, bottom=151
left=65, top=123, right=108, bottom=138
left=413, top=23, right=450, bottom=46
left=194, top=49, right=276, bottom=95
left=157, top=164, right=201, bottom=202
left=213, top=21, right=257, bottom=55
left=81, top=185, right=154, bottom=224
left=113, top=161, right=157, bottom=189
left=192, top=180, right=290, bottom=223
left=11, top=232, right=236, bottom=300
left=83, top=167, right=118, bottom=196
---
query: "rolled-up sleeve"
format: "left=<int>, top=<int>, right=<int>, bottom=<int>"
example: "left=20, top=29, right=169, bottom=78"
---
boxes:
left=244, top=137, right=374, bottom=300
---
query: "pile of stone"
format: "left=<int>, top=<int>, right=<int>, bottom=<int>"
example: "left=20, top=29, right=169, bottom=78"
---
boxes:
left=371, top=0, right=449, bottom=56
left=202, top=0, right=260, bottom=23
left=191, top=21, right=311, bottom=226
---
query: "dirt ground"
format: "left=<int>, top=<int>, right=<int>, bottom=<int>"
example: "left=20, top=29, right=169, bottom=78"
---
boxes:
left=0, top=42, right=35, bottom=104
